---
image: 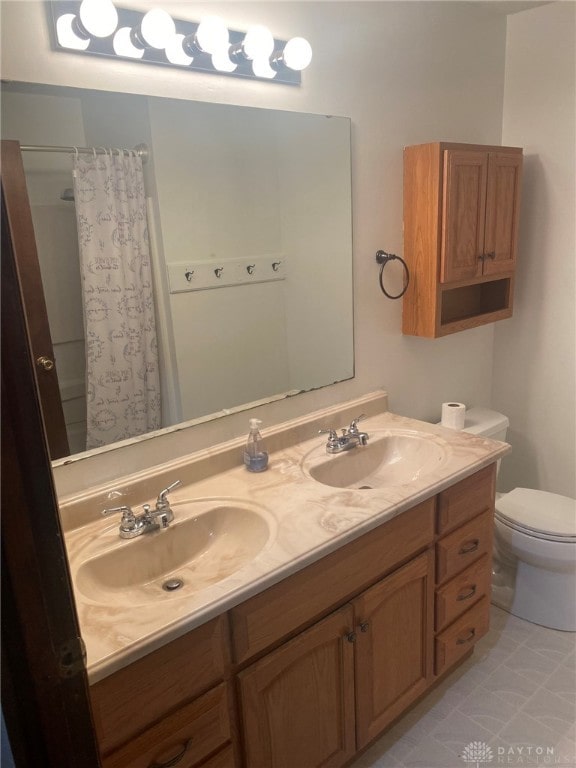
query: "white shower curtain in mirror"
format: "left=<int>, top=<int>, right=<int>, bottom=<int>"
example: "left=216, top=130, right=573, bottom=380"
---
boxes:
left=72, top=150, right=161, bottom=449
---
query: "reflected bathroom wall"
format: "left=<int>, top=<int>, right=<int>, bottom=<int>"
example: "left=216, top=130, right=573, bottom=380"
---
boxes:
left=1, top=83, right=353, bottom=457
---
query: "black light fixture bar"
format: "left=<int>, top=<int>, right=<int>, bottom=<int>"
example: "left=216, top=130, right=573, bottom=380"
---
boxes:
left=48, top=1, right=303, bottom=86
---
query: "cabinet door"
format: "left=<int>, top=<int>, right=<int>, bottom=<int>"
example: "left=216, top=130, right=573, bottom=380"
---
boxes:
left=354, top=551, right=434, bottom=749
left=238, top=605, right=356, bottom=768
left=441, top=150, right=488, bottom=283
left=483, top=152, right=523, bottom=276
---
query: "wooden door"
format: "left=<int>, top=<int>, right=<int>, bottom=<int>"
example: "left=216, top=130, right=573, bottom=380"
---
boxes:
left=353, top=551, right=434, bottom=749
left=441, top=150, right=488, bottom=284
left=483, top=152, right=523, bottom=276
left=2, top=174, right=100, bottom=765
left=1, top=139, right=69, bottom=459
left=238, top=605, right=356, bottom=768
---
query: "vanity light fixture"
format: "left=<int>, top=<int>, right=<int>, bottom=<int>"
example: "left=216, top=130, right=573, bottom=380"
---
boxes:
left=49, top=1, right=312, bottom=86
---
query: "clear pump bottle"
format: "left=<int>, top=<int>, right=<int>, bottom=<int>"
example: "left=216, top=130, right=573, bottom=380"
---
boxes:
left=244, top=418, right=269, bottom=472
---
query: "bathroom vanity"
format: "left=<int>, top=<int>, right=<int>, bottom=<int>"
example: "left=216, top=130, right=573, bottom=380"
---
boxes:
left=59, top=394, right=507, bottom=768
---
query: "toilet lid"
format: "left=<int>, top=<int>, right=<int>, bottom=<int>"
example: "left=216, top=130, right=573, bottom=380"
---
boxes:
left=496, top=488, right=576, bottom=540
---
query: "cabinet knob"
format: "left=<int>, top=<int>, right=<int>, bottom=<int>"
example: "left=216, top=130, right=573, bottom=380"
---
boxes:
left=345, top=631, right=357, bottom=643
left=456, top=628, right=476, bottom=646
left=359, top=621, right=370, bottom=633
left=458, top=538, right=480, bottom=555
left=486, top=252, right=496, bottom=260
left=149, top=739, right=192, bottom=768
left=36, top=355, right=55, bottom=371
left=456, top=585, right=477, bottom=602
left=477, top=254, right=486, bottom=262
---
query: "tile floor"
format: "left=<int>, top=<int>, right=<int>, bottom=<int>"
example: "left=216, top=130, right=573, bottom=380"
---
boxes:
left=352, top=606, right=576, bottom=768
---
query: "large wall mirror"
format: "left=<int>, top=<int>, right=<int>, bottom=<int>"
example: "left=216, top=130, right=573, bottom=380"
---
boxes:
left=1, top=81, right=354, bottom=462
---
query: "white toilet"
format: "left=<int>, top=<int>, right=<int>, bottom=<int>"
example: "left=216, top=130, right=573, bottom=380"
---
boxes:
left=462, top=408, right=576, bottom=632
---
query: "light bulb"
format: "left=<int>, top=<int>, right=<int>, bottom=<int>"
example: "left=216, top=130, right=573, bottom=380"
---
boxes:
left=282, top=37, right=312, bottom=71
left=79, top=0, right=118, bottom=38
left=211, top=50, right=237, bottom=73
left=113, top=27, right=145, bottom=59
left=195, top=17, right=229, bottom=55
left=139, top=9, right=176, bottom=49
left=56, top=13, right=90, bottom=50
left=165, top=34, right=193, bottom=66
left=242, top=25, right=274, bottom=60
left=252, top=58, right=277, bottom=79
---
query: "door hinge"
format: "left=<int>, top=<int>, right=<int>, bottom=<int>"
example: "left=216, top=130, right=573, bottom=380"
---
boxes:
left=59, top=636, right=87, bottom=678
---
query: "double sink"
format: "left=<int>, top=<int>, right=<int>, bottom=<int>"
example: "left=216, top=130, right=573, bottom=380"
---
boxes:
left=73, top=427, right=449, bottom=607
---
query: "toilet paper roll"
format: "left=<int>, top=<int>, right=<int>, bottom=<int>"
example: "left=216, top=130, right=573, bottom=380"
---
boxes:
left=441, top=402, right=466, bottom=430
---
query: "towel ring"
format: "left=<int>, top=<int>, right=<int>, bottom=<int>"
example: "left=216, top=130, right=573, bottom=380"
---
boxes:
left=375, top=250, right=410, bottom=299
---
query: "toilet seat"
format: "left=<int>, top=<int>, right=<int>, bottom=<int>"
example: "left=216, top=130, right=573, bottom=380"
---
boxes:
left=496, top=488, right=576, bottom=543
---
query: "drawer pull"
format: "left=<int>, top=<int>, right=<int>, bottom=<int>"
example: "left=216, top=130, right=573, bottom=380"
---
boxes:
left=456, top=585, right=477, bottom=602
left=149, top=739, right=191, bottom=768
left=458, top=539, right=480, bottom=555
left=456, top=628, right=476, bottom=645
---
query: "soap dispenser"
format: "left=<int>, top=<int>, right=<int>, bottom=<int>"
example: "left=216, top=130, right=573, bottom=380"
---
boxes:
left=244, top=419, right=269, bottom=472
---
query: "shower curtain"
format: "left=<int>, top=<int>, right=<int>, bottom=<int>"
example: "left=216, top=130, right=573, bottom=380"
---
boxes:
left=72, top=150, right=161, bottom=449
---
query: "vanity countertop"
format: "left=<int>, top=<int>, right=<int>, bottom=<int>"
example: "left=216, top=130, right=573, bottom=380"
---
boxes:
left=61, top=398, right=510, bottom=683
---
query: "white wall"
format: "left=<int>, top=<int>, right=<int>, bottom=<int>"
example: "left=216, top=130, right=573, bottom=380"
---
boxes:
left=1, top=1, right=514, bottom=489
left=493, top=2, right=576, bottom=498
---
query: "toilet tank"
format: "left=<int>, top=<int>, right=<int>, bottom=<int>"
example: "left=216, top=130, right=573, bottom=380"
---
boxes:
left=462, top=408, right=509, bottom=441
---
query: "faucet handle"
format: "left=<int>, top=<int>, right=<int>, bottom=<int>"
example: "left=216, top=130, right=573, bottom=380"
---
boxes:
left=349, top=414, right=366, bottom=433
left=102, top=504, right=134, bottom=520
left=157, top=479, right=182, bottom=506
left=319, top=428, right=340, bottom=451
left=101, top=505, right=139, bottom=535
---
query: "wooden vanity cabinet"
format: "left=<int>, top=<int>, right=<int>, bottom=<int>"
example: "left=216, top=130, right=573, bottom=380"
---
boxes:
left=234, top=502, right=436, bottom=768
left=434, top=464, right=495, bottom=676
left=353, top=551, right=434, bottom=748
left=88, top=464, right=497, bottom=768
left=402, top=142, right=522, bottom=337
left=90, top=615, right=235, bottom=768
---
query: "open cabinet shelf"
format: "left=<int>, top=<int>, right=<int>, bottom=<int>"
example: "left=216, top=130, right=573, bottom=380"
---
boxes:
left=439, top=277, right=513, bottom=335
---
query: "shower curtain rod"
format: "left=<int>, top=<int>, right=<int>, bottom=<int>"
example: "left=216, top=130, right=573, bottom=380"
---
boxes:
left=20, top=142, right=148, bottom=163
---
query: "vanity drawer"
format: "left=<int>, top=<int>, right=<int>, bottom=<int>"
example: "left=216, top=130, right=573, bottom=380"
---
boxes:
left=199, top=744, right=236, bottom=768
left=101, top=683, right=231, bottom=768
left=435, top=597, right=490, bottom=676
left=437, top=464, right=495, bottom=534
left=435, top=554, right=491, bottom=632
left=231, top=499, right=435, bottom=664
left=91, top=615, right=230, bottom=755
left=436, top=508, right=493, bottom=585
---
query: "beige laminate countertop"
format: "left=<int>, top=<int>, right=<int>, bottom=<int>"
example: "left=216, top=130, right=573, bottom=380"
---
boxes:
left=61, top=399, right=510, bottom=684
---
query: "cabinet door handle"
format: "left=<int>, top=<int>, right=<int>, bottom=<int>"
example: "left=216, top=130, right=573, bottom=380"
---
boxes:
left=345, top=631, right=357, bottom=643
left=456, top=585, right=477, bottom=602
left=486, top=252, right=496, bottom=260
left=477, top=254, right=486, bottom=262
left=359, top=621, right=370, bottom=633
left=456, top=628, right=476, bottom=645
left=458, top=539, right=480, bottom=555
left=149, top=739, right=191, bottom=768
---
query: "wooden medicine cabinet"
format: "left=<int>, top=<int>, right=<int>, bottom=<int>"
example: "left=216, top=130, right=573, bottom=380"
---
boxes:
left=402, top=142, right=523, bottom=337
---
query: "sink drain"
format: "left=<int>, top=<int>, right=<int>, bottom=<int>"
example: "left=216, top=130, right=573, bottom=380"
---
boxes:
left=162, top=577, right=184, bottom=592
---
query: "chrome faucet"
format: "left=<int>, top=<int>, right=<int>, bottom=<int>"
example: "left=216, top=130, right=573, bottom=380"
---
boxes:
left=102, top=480, right=182, bottom=539
left=319, top=415, right=369, bottom=454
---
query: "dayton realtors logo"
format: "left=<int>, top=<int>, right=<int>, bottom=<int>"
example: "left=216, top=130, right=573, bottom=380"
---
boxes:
left=462, top=742, right=494, bottom=767
left=461, top=742, right=559, bottom=765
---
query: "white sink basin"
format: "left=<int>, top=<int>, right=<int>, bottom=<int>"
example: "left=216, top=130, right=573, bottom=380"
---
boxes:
left=75, top=499, right=275, bottom=605
left=302, top=430, right=450, bottom=489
